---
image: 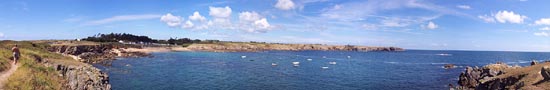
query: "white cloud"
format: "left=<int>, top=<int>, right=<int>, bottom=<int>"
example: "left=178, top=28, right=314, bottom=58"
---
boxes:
left=254, top=18, right=272, bottom=30
left=422, top=21, right=438, bottom=30
left=478, top=15, right=495, bottom=23
left=188, top=11, right=207, bottom=22
left=275, top=0, right=296, bottom=10
left=182, top=20, right=194, bottom=29
left=534, top=32, right=549, bottom=37
left=209, top=6, right=233, bottom=27
left=540, top=27, right=550, bottom=31
left=238, top=11, right=273, bottom=33
left=534, top=18, right=550, bottom=25
left=494, top=10, right=527, bottom=24
left=209, top=6, right=232, bottom=18
left=161, top=13, right=183, bottom=27
left=159, top=7, right=274, bottom=33
left=456, top=5, right=471, bottom=9
left=85, top=14, right=160, bottom=26
left=239, top=11, right=262, bottom=22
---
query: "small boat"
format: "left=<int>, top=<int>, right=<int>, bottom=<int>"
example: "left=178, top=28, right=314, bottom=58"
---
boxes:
left=321, top=67, right=329, bottom=69
left=272, top=63, right=277, bottom=66
left=347, top=56, right=351, bottom=58
left=322, top=56, right=327, bottom=58
left=436, top=54, right=452, bottom=56
left=329, top=62, right=336, bottom=65
left=241, top=56, right=247, bottom=58
left=292, top=62, right=300, bottom=65
left=307, top=58, right=313, bottom=61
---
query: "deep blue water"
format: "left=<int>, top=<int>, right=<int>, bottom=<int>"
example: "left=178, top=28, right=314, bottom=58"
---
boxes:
left=93, top=50, right=550, bottom=90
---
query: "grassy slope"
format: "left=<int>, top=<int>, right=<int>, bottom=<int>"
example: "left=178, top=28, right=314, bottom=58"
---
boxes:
left=0, top=40, right=74, bottom=90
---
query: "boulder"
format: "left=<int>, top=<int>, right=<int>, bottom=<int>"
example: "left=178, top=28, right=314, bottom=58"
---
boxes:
left=444, top=64, right=456, bottom=69
left=542, top=66, right=550, bottom=80
left=531, top=60, right=538, bottom=66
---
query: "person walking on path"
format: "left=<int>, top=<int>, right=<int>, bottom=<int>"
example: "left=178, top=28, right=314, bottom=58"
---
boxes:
left=12, top=44, right=20, bottom=65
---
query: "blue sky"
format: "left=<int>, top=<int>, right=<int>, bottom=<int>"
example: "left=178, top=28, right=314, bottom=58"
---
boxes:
left=1, top=0, right=550, bottom=51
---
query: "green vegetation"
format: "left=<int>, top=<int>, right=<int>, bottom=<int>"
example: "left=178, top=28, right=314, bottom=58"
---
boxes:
left=82, top=33, right=156, bottom=43
left=80, top=33, right=206, bottom=45
left=0, top=41, right=68, bottom=90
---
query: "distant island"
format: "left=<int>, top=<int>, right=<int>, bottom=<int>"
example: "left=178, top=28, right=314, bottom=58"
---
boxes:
left=0, top=33, right=403, bottom=90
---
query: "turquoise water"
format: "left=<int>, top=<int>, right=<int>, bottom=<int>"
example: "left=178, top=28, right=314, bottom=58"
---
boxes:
left=93, top=50, right=550, bottom=90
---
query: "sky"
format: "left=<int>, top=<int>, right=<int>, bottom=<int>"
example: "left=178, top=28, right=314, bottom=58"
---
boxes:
left=0, top=0, right=550, bottom=52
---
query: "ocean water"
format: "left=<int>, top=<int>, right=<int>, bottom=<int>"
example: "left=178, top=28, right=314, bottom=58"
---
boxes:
left=93, top=50, right=550, bottom=90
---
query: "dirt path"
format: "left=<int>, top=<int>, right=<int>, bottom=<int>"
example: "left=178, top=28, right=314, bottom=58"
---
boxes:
left=0, top=61, right=18, bottom=89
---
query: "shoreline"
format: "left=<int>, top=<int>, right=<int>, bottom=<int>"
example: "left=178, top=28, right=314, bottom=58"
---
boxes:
left=455, top=61, right=550, bottom=89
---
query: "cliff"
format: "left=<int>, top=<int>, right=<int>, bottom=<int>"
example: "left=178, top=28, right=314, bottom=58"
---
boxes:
left=456, top=61, right=550, bottom=90
left=185, top=43, right=404, bottom=52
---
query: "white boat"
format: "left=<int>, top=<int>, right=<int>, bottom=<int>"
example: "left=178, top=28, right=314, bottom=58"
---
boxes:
left=347, top=56, right=351, bottom=58
left=272, top=63, right=277, bottom=66
left=322, top=56, right=327, bottom=58
left=436, top=54, right=452, bottom=56
left=321, top=67, right=329, bottom=69
left=292, top=62, right=300, bottom=65
left=307, top=58, right=313, bottom=61
left=241, top=56, right=247, bottom=58
left=329, top=62, right=336, bottom=65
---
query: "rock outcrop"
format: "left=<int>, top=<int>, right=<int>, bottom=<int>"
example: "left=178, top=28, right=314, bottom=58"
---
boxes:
left=44, top=62, right=111, bottom=90
left=456, top=62, right=550, bottom=90
left=444, top=64, right=456, bottom=69
left=542, top=66, right=550, bottom=80
left=185, top=43, right=404, bottom=52
left=48, top=44, right=149, bottom=63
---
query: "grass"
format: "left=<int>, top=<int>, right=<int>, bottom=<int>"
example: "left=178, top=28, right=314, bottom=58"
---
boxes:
left=0, top=40, right=69, bottom=90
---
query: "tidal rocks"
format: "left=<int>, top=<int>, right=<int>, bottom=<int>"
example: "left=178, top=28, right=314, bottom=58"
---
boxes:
left=444, top=64, right=456, bottom=69
left=48, top=44, right=149, bottom=63
left=44, top=60, right=111, bottom=90
left=456, top=62, right=550, bottom=89
left=458, top=63, right=508, bottom=89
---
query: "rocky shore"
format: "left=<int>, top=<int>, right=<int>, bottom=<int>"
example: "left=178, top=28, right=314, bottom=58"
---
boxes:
left=47, top=44, right=150, bottom=63
left=455, top=61, right=550, bottom=90
left=44, top=59, right=111, bottom=90
left=185, top=43, right=404, bottom=52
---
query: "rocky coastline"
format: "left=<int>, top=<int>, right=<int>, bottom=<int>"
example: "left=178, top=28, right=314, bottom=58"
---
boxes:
left=455, top=61, right=550, bottom=90
left=185, top=43, right=404, bottom=52
left=40, top=41, right=404, bottom=90
left=44, top=60, right=111, bottom=90
left=47, top=44, right=150, bottom=63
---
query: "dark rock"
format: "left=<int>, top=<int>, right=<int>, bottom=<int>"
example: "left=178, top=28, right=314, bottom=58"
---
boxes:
left=46, top=59, right=111, bottom=90
left=444, top=64, right=456, bottom=69
left=531, top=60, right=538, bottom=66
left=476, top=74, right=525, bottom=90
left=458, top=64, right=511, bottom=89
left=542, top=66, right=550, bottom=80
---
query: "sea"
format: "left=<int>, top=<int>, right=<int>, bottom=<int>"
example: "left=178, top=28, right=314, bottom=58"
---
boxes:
left=93, top=50, right=550, bottom=90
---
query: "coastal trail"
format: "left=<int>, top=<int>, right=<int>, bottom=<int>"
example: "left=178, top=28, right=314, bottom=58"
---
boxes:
left=0, top=61, right=18, bottom=89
